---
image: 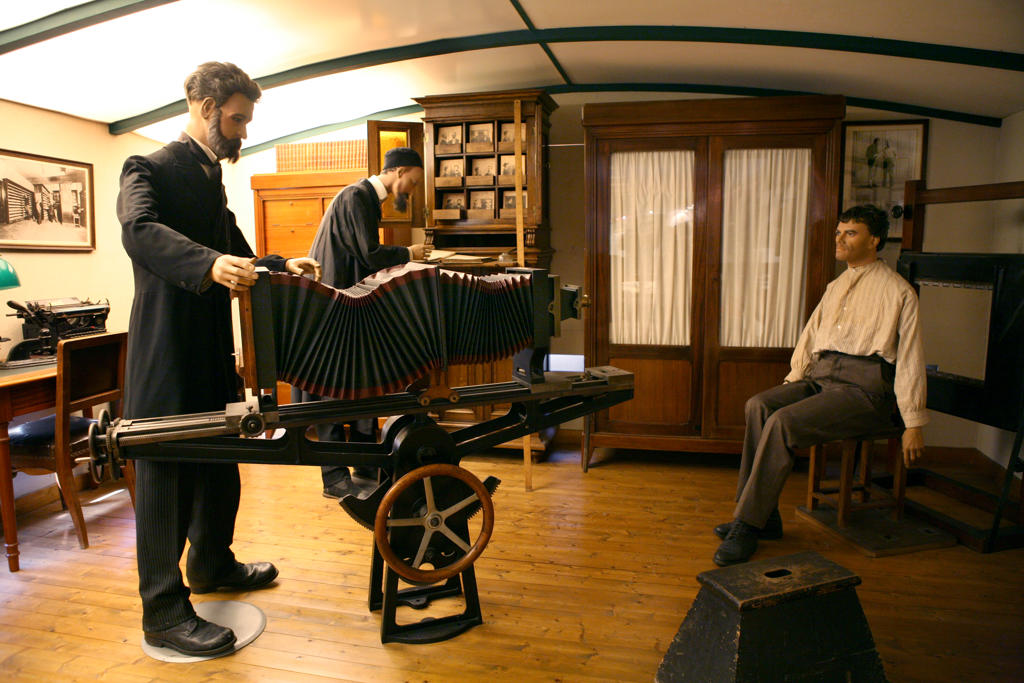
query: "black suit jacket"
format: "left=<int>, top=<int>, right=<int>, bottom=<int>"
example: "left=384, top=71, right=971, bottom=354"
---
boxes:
left=117, top=137, right=285, bottom=419
left=307, top=178, right=409, bottom=289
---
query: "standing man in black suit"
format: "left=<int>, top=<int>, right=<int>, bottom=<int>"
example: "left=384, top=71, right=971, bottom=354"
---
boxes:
left=117, top=62, right=320, bottom=657
left=298, top=147, right=425, bottom=499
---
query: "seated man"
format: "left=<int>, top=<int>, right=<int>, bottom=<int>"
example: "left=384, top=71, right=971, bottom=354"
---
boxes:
left=713, top=204, right=928, bottom=566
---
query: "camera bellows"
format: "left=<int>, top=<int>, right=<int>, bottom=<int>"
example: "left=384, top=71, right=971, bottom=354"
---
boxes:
left=268, top=262, right=534, bottom=400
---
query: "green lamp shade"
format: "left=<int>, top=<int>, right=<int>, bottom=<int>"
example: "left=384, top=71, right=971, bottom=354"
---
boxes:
left=0, top=257, right=19, bottom=290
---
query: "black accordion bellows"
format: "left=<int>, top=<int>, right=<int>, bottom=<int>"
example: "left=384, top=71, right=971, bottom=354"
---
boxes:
left=268, top=262, right=535, bottom=400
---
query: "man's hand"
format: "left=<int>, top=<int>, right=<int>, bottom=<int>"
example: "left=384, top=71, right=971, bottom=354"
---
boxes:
left=209, top=255, right=257, bottom=291
left=408, top=243, right=426, bottom=261
left=286, top=257, right=321, bottom=282
left=902, top=426, right=924, bottom=468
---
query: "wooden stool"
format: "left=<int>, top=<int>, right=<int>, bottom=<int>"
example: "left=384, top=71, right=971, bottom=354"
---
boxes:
left=806, top=430, right=905, bottom=528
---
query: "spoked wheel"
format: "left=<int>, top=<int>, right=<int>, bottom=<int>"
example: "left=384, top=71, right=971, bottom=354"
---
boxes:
left=374, top=463, right=494, bottom=585
left=83, top=410, right=112, bottom=485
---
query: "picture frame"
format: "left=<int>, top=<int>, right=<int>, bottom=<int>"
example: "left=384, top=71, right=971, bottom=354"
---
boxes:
left=502, top=190, right=526, bottom=209
left=499, top=154, right=523, bottom=179
left=840, top=120, right=928, bottom=240
left=467, top=123, right=493, bottom=145
left=441, top=192, right=465, bottom=210
left=470, top=157, right=496, bottom=177
left=0, top=148, right=95, bottom=251
left=499, top=122, right=525, bottom=144
left=438, top=158, right=464, bottom=178
left=470, top=190, right=494, bottom=210
left=436, top=125, right=462, bottom=147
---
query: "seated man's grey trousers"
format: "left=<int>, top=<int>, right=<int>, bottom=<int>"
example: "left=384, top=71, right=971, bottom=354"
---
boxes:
left=734, top=352, right=899, bottom=528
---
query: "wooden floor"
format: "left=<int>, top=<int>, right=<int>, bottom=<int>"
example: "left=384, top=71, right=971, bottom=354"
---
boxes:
left=2, top=448, right=1023, bottom=682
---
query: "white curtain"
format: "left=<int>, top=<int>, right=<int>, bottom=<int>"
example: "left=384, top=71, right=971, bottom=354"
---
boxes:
left=609, top=150, right=695, bottom=346
left=720, top=148, right=811, bottom=347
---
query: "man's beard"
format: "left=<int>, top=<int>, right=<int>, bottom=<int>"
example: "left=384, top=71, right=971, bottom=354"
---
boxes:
left=208, top=108, right=242, bottom=163
left=393, top=192, right=409, bottom=212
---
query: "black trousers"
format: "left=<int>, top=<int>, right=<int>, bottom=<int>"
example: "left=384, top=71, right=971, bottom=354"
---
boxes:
left=134, top=459, right=240, bottom=631
left=734, top=353, right=897, bottom=528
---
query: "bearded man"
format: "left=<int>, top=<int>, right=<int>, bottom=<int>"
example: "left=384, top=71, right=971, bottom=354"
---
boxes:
left=117, top=62, right=320, bottom=656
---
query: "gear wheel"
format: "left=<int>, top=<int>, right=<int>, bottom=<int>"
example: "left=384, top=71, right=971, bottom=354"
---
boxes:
left=374, top=464, right=497, bottom=585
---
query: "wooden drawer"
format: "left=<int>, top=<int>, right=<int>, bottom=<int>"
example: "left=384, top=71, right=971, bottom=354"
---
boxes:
left=264, top=224, right=317, bottom=258
left=263, top=198, right=321, bottom=227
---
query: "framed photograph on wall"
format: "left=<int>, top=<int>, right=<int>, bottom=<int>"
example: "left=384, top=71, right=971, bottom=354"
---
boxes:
left=0, top=149, right=95, bottom=251
left=840, top=120, right=928, bottom=239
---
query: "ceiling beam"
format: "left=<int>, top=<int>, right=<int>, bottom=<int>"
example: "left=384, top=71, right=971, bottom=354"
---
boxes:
left=509, top=0, right=572, bottom=85
left=110, top=24, right=1021, bottom=134
left=546, top=83, right=1002, bottom=127
left=0, top=0, right=178, bottom=56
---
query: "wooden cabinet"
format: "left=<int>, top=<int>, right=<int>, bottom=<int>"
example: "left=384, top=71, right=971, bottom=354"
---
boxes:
left=414, top=89, right=557, bottom=268
left=583, top=95, right=845, bottom=455
left=251, top=170, right=366, bottom=259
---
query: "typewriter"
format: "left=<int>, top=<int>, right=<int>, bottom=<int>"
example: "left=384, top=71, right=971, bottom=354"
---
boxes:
left=1, top=297, right=109, bottom=367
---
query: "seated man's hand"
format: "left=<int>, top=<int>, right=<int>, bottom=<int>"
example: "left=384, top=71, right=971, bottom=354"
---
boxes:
left=902, top=426, right=924, bottom=468
left=209, top=254, right=257, bottom=291
left=408, top=243, right=426, bottom=261
left=286, top=257, right=321, bottom=282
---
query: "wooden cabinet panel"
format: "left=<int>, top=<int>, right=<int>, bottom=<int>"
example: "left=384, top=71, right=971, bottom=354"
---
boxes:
left=713, top=359, right=791, bottom=437
left=608, top=355, right=693, bottom=431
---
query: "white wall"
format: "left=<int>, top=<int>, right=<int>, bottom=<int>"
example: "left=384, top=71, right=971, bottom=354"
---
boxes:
left=0, top=99, right=161, bottom=497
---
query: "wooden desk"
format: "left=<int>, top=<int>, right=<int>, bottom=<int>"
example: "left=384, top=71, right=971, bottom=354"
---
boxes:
left=0, top=362, right=57, bottom=571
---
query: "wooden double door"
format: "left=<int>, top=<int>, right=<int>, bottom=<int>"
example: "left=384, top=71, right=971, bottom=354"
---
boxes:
left=583, top=96, right=843, bottom=452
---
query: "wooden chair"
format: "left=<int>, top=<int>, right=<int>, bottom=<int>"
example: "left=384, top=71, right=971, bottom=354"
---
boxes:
left=9, top=331, right=132, bottom=549
left=805, top=425, right=906, bottom=528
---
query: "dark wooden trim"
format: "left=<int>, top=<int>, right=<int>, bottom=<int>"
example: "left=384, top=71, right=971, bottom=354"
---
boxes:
left=0, top=0, right=177, bottom=56
left=584, top=95, right=845, bottom=128
left=589, top=431, right=742, bottom=454
left=914, top=180, right=1024, bottom=205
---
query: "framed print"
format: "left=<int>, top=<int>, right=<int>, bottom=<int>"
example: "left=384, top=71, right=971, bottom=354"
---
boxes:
left=436, top=125, right=462, bottom=146
left=470, top=190, right=494, bottom=210
left=840, top=120, right=928, bottom=239
left=470, top=157, right=496, bottom=177
left=438, top=158, right=464, bottom=177
left=468, top=123, right=493, bottom=144
left=502, top=190, right=527, bottom=209
left=441, top=192, right=465, bottom=210
left=499, top=122, right=526, bottom=144
left=0, top=149, right=95, bottom=251
left=499, top=154, right=524, bottom=178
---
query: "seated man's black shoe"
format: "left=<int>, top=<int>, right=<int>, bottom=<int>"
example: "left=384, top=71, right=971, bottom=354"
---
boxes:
left=714, top=508, right=783, bottom=540
left=144, top=616, right=236, bottom=656
left=189, top=561, right=279, bottom=594
left=713, top=520, right=760, bottom=567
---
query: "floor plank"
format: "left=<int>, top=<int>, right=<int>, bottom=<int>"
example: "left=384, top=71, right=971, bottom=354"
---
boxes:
left=1, top=448, right=1023, bottom=682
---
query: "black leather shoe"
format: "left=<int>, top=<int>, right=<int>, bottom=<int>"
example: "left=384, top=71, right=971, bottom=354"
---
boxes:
left=144, top=616, right=236, bottom=656
left=714, top=508, right=783, bottom=540
left=713, top=520, right=760, bottom=567
left=189, top=561, right=279, bottom=594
